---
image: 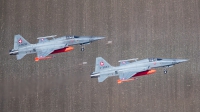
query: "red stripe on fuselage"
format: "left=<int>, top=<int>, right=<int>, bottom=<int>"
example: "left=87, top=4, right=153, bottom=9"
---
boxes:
left=51, top=46, right=74, bottom=54
left=117, top=69, right=156, bottom=84
left=133, top=69, right=156, bottom=77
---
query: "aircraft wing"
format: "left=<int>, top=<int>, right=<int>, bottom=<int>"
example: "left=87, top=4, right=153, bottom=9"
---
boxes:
left=36, top=48, right=55, bottom=58
left=36, top=44, right=67, bottom=58
left=119, top=71, right=137, bottom=80
left=119, top=67, right=148, bottom=80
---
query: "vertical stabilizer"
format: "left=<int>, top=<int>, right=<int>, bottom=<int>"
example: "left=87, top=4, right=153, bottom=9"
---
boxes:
left=95, top=57, right=112, bottom=72
left=14, top=34, right=30, bottom=49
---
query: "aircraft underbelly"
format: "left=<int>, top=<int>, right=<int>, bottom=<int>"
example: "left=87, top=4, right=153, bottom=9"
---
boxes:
left=51, top=46, right=74, bottom=54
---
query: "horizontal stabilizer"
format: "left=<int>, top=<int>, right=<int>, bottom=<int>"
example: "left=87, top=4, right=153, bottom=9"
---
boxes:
left=16, top=53, right=26, bottom=60
left=98, top=75, right=108, bottom=82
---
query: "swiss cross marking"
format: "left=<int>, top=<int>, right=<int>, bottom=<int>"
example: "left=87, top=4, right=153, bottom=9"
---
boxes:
left=100, top=61, right=104, bottom=66
left=18, top=38, right=22, bottom=43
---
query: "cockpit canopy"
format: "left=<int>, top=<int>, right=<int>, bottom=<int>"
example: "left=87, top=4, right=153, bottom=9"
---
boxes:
left=74, top=36, right=79, bottom=38
left=148, top=58, right=162, bottom=62
left=66, top=36, right=74, bottom=39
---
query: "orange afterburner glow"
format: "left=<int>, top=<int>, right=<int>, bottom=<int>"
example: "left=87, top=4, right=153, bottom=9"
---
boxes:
left=35, top=56, right=53, bottom=61
left=117, top=69, right=156, bottom=84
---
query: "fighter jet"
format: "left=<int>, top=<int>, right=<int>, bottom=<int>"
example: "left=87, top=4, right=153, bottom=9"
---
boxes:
left=9, top=34, right=105, bottom=61
left=91, top=57, right=188, bottom=83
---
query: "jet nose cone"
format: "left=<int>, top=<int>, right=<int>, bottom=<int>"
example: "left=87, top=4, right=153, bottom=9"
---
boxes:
left=176, top=59, right=189, bottom=63
left=91, top=37, right=105, bottom=41
left=97, top=37, right=105, bottom=39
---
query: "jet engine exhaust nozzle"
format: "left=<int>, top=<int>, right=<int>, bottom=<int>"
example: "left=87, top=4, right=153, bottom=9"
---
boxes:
left=9, top=50, right=19, bottom=55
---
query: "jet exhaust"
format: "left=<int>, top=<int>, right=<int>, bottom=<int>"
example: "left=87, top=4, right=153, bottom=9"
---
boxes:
left=9, top=50, right=19, bottom=55
left=90, top=72, right=100, bottom=78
